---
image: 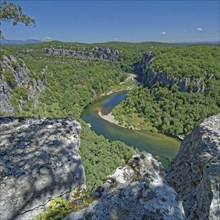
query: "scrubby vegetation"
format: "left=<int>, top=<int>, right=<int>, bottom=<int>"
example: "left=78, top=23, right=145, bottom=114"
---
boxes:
left=1, top=41, right=220, bottom=186
left=113, top=86, right=219, bottom=136
left=1, top=42, right=135, bottom=192
left=149, top=45, right=220, bottom=79
left=1, top=40, right=219, bottom=220
left=113, top=45, right=220, bottom=136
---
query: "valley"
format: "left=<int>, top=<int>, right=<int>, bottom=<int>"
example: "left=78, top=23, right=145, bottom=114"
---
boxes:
left=0, top=41, right=219, bottom=219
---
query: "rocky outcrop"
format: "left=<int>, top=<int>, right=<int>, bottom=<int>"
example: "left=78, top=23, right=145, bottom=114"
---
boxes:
left=63, top=153, right=185, bottom=220
left=135, top=51, right=206, bottom=92
left=43, top=47, right=123, bottom=61
left=0, top=74, right=14, bottom=113
left=166, top=114, right=220, bottom=220
left=145, top=69, right=206, bottom=92
left=0, top=55, right=46, bottom=114
left=0, top=117, right=85, bottom=220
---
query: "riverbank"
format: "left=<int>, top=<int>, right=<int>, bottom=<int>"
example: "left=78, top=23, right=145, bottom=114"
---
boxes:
left=99, top=73, right=137, bottom=97
left=81, top=90, right=180, bottom=161
left=99, top=109, right=184, bottom=141
left=98, top=111, right=119, bottom=125
left=98, top=110, right=142, bottom=131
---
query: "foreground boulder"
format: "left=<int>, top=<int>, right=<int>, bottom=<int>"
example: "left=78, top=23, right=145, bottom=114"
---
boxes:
left=64, top=153, right=185, bottom=220
left=0, top=117, right=85, bottom=220
left=166, top=114, right=220, bottom=220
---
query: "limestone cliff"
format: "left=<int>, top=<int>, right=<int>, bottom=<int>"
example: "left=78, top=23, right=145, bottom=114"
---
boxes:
left=0, top=55, right=46, bottom=114
left=166, top=114, right=220, bottom=220
left=0, top=117, right=85, bottom=220
left=63, top=114, right=220, bottom=220
left=43, top=46, right=123, bottom=61
left=134, top=51, right=206, bottom=92
left=63, top=153, right=185, bottom=220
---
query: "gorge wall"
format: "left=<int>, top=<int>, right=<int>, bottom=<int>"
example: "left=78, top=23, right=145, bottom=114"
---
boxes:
left=166, top=114, right=220, bottom=220
left=43, top=46, right=123, bottom=61
left=0, top=55, right=46, bottom=114
left=0, top=117, right=85, bottom=220
left=134, top=51, right=207, bottom=92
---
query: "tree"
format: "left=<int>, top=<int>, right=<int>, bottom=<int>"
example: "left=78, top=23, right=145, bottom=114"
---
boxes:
left=0, top=1, right=35, bottom=38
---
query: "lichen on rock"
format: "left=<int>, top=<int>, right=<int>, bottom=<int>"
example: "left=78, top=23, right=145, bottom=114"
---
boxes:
left=63, top=153, right=185, bottom=220
left=0, top=55, right=46, bottom=114
left=0, top=117, right=85, bottom=220
left=166, top=114, right=220, bottom=220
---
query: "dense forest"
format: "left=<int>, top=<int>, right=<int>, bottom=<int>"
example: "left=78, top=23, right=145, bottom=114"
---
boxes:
left=1, top=41, right=220, bottom=189
left=1, top=42, right=136, bottom=191
left=149, top=45, right=220, bottom=79
left=113, top=85, right=219, bottom=136
left=1, top=41, right=220, bottom=220
left=113, top=44, right=220, bottom=136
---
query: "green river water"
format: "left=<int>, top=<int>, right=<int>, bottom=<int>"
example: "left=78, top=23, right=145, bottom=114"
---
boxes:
left=81, top=90, right=180, bottom=161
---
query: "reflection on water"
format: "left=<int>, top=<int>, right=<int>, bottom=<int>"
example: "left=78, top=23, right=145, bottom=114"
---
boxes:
left=81, top=91, right=180, bottom=160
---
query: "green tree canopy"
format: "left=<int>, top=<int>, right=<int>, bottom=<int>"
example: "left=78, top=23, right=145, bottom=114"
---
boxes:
left=0, top=1, right=35, bottom=38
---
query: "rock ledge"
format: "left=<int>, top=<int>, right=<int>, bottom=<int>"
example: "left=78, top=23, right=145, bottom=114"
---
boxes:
left=64, top=153, right=185, bottom=220
left=0, top=117, right=85, bottom=220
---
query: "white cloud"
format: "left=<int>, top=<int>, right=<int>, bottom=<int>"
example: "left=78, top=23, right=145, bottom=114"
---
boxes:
left=196, top=27, right=203, bottom=31
left=113, top=37, right=119, bottom=41
left=43, top=36, right=53, bottom=41
left=161, top=31, right=167, bottom=35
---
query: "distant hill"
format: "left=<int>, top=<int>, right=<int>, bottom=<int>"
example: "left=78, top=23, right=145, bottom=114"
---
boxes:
left=173, top=41, right=220, bottom=45
left=0, top=39, right=42, bottom=45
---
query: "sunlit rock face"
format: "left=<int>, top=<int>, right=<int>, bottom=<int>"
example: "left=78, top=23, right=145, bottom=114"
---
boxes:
left=63, top=153, right=185, bottom=220
left=166, top=114, right=220, bottom=220
left=0, top=117, right=85, bottom=220
left=0, top=55, right=46, bottom=114
left=134, top=51, right=206, bottom=93
left=43, top=46, right=123, bottom=61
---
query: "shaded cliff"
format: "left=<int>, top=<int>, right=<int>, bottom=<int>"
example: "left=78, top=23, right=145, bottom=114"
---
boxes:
left=134, top=51, right=208, bottom=93
left=0, top=55, right=46, bottom=114
left=0, top=117, right=85, bottom=220
left=166, top=114, right=220, bottom=220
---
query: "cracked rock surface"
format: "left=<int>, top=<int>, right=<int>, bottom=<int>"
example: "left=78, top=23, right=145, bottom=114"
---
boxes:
left=0, top=117, right=85, bottom=220
left=166, top=114, right=220, bottom=220
left=63, top=153, right=185, bottom=220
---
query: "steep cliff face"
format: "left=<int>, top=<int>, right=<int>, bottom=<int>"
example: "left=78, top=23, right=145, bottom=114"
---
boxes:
left=63, top=153, right=185, bottom=220
left=166, top=114, right=220, bottom=220
left=135, top=51, right=206, bottom=92
left=0, top=117, right=85, bottom=220
left=0, top=55, right=46, bottom=114
left=43, top=46, right=123, bottom=61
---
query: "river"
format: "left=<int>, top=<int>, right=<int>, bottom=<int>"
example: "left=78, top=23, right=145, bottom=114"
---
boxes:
left=81, top=90, right=180, bottom=161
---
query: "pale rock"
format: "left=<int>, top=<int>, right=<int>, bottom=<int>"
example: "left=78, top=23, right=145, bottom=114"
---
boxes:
left=0, top=117, right=85, bottom=220
left=63, top=153, right=185, bottom=220
left=43, top=46, right=123, bottom=61
left=0, top=55, right=46, bottom=114
left=166, top=114, right=220, bottom=220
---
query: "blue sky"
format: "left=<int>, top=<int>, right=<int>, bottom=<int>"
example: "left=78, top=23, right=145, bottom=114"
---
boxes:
left=2, top=0, right=220, bottom=43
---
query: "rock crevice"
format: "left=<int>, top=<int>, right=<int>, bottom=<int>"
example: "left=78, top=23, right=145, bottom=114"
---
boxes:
left=0, top=117, right=85, bottom=220
left=63, top=153, right=185, bottom=220
left=166, top=114, right=220, bottom=220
